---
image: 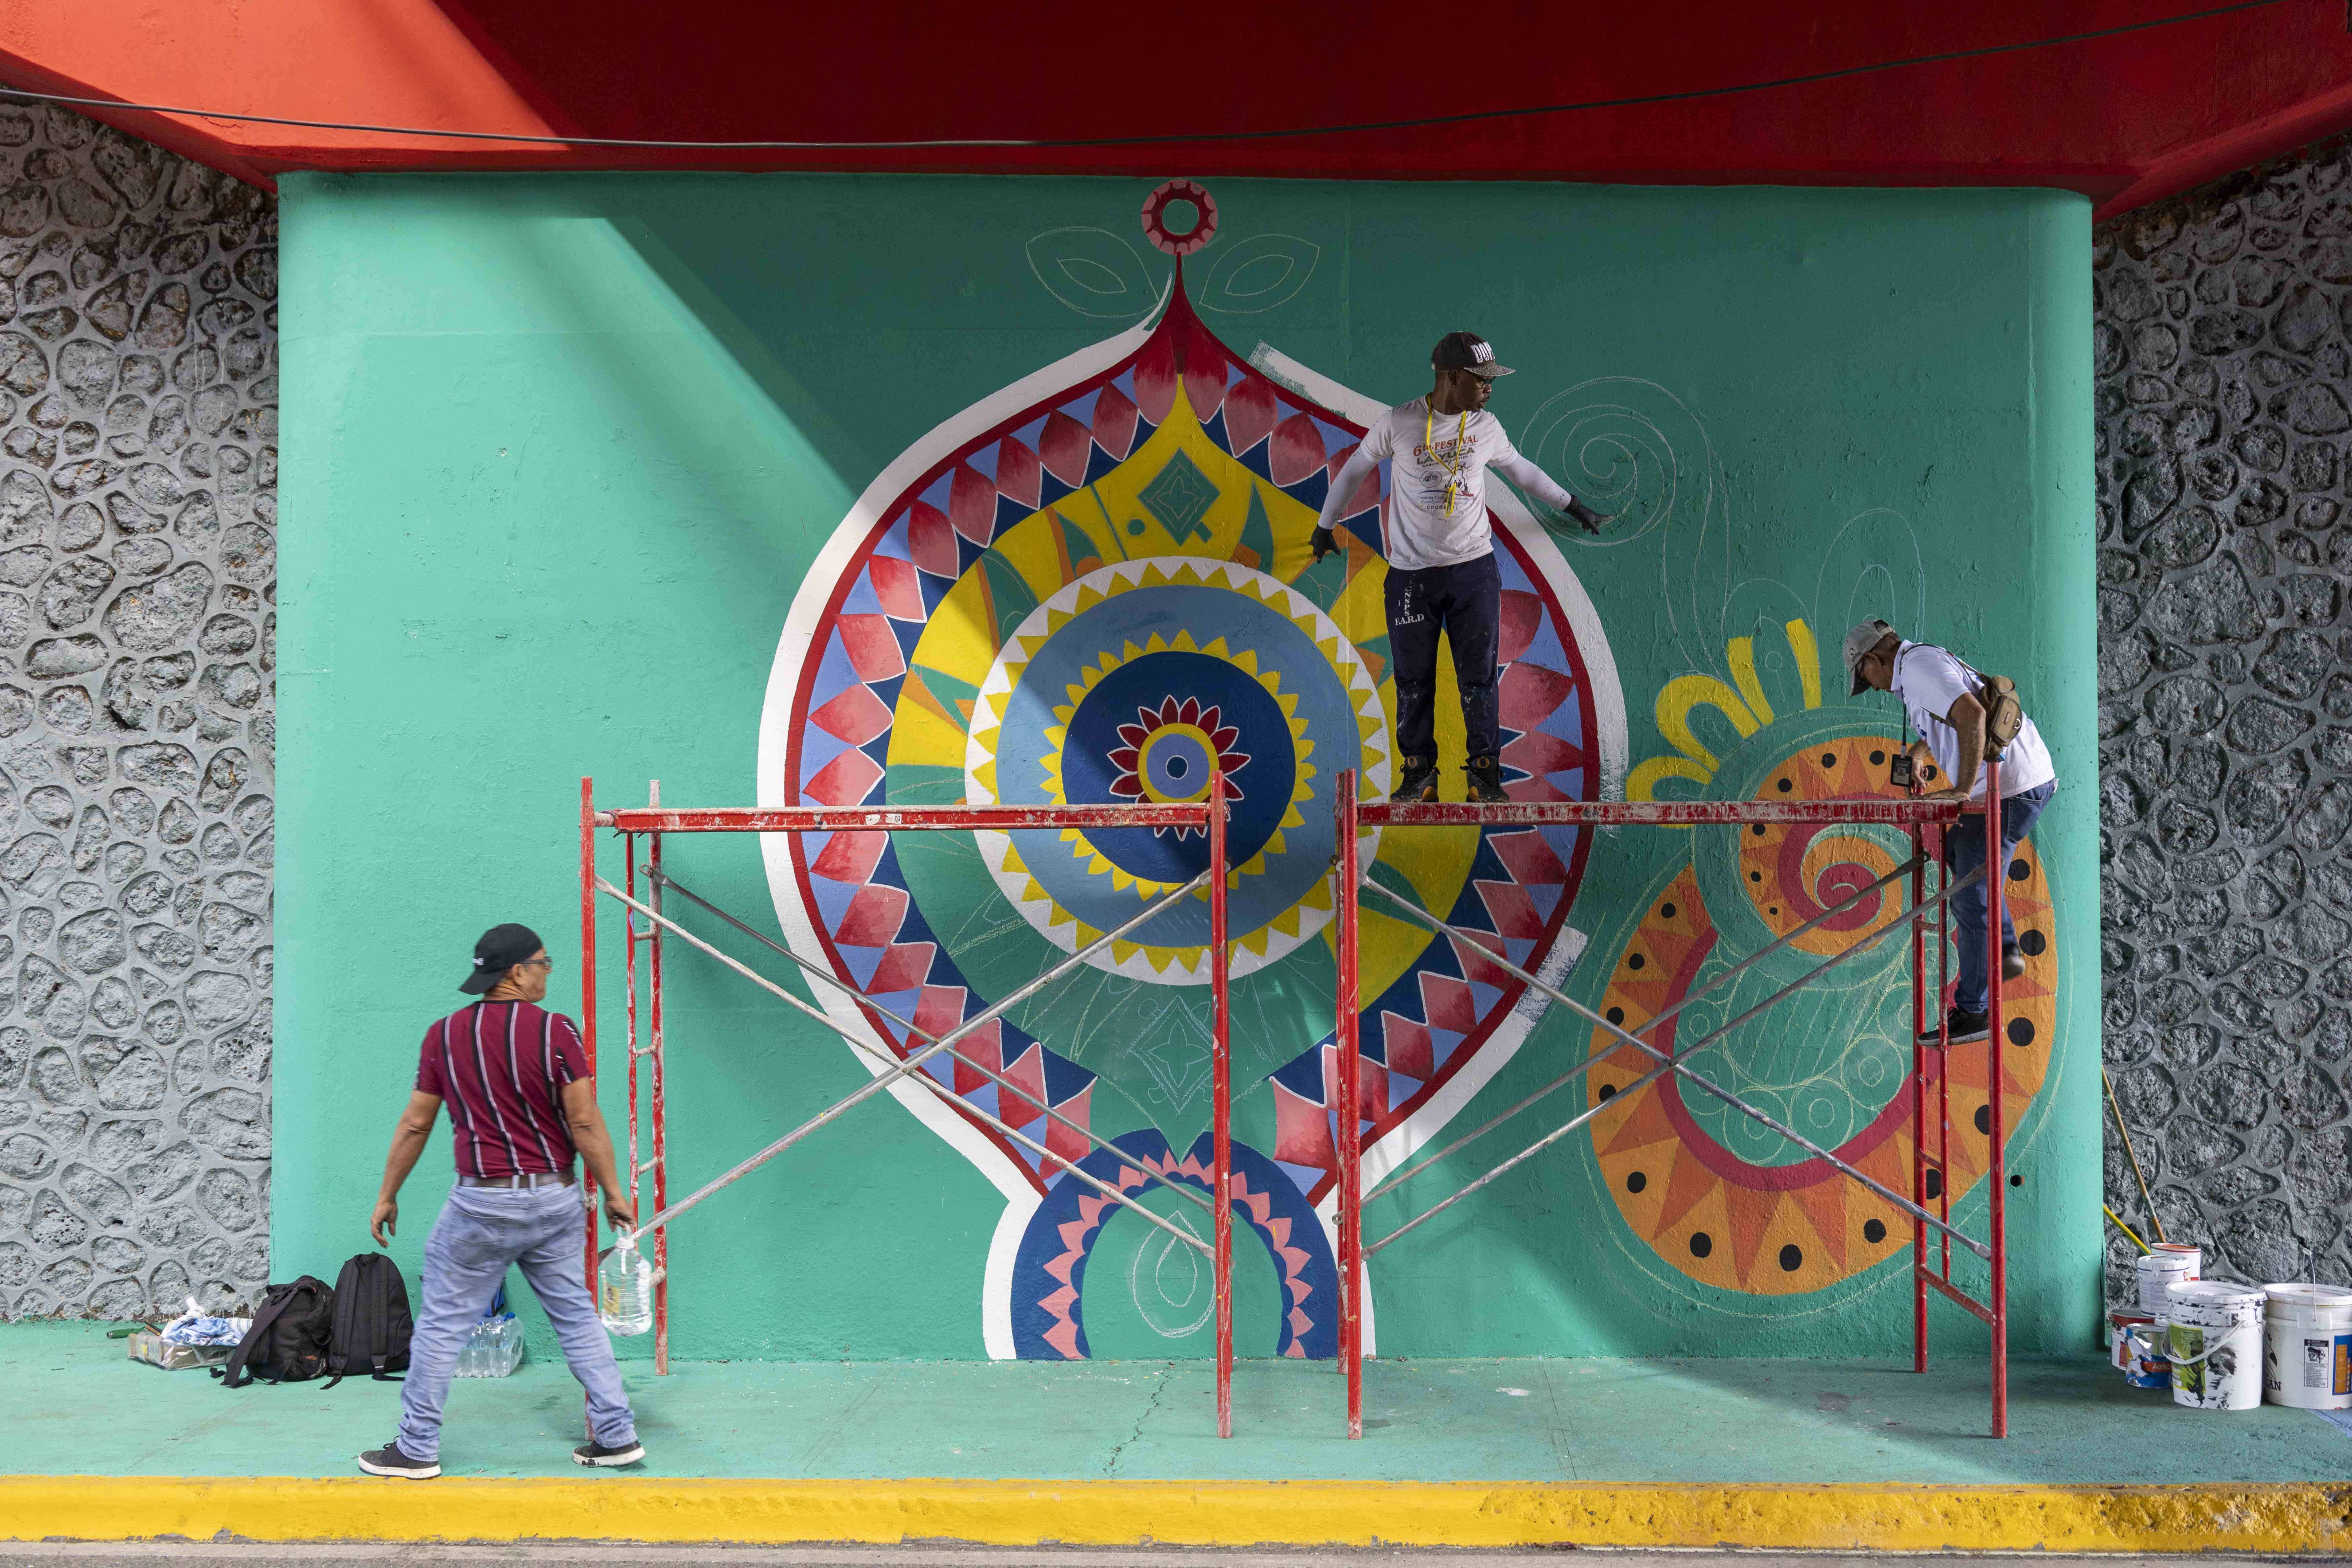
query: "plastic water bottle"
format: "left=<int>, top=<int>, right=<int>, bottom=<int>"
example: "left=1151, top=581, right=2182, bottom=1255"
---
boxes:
left=597, top=1229, right=654, bottom=1336
left=453, top=1314, right=524, bottom=1378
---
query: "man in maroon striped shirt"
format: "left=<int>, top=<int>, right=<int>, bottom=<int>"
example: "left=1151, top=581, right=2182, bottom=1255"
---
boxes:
left=357, top=923, right=642, bottom=1479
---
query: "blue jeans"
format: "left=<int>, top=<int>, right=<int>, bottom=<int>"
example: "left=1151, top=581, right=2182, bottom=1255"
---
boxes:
left=1942, top=780, right=2055, bottom=1016
left=395, top=1182, right=636, bottom=1461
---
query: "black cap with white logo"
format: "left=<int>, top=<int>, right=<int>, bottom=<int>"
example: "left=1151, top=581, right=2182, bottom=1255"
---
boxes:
left=461, top=922, right=544, bottom=994
left=1432, top=331, right=1512, bottom=379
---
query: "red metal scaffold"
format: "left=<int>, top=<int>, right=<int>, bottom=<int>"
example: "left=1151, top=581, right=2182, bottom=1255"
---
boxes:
left=1327, top=763, right=2014, bottom=1440
left=574, top=778, right=1244, bottom=1435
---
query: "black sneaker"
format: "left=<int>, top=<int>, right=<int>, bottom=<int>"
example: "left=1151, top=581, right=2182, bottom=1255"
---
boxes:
left=357, top=1443, right=440, bottom=1479
left=1919, top=1007, right=1991, bottom=1046
left=574, top=1438, right=646, bottom=1468
left=1390, top=756, right=1438, bottom=804
left=2003, top=945, right=2026, bottom=981
left=1465, top=755, right=1510, bottom=804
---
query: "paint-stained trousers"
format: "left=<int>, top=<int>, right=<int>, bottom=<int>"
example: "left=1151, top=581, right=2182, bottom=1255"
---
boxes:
left=395, top=1182, right=637, bottom=1461
left=1386, top=549, right=1502, bottom=763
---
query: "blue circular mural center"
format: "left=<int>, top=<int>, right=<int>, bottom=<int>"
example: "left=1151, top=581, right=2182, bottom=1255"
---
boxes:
left=993, top=579, right=1361, bottom=953
left=1061, top=651, right=1292, bottom=882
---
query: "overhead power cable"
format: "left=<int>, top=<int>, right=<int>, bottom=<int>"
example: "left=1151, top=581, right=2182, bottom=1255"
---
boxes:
left=0, top=0, right=2289, bottom=154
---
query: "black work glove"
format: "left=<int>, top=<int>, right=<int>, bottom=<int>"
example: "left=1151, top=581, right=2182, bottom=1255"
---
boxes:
left=1310, top=526, right=1338, bottom=563
left=1564, top=497, right=1608, bottom=533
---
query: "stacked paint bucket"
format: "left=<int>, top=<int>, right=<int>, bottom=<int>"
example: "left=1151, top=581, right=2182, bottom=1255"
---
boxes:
left=2110, top=1242, right=2198, bottom=1390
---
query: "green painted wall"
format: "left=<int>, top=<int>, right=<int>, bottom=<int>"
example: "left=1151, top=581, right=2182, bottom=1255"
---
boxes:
left=277, top=173, right=2096, bottom=1362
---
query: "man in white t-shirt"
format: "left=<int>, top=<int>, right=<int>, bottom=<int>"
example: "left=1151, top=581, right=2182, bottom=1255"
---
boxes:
left=1844, top=620, right=2058, bottom=1045
left=1311, top=332, right=1606, bottom=803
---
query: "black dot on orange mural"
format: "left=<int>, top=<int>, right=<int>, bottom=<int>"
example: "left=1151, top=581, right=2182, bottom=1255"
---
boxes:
left=1627, top=1170, right=1647, bottom=1193
left=1598, top=1083, right=1618, bottom=1101
left=1870, top=750, right=1887, bottom=765
left=1821, top=752, right=1838, bottom=768
left=1769, top=906, right=1780, bottom=916
left=1863, top=1218, right=1887, bottom=1244
left=2008, top=1017, right=2035, bottom=1046
left=2009, top=857, right=2030, bottom=882
left=1660, top=901, right=1677, bottom=919
left=1751, top=824, right=1767, bottom=837
left=2019, top=929, right=2046, bottom=956
left=1606, top=1006, right=1625, bottom=1025
left=1750, top=870, right=1763, bottom=882
left=1975, top=1104, right=1992, bottom=1135
left=1776, top=777, right=1793, bottom=793
left=1925, top=1169, right=1944, bottom=1199
left=1778, top=1243, right=1803, bottom=1272
left=1629, top=952, right=1646, bottom=970
left=1689, top=1232, right=1713, bottom=1258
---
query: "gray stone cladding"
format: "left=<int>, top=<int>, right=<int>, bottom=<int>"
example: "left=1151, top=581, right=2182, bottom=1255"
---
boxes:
left=0, top=103, right=276, bottom=1319
left=2096, top=135, right=2352, bottom=1306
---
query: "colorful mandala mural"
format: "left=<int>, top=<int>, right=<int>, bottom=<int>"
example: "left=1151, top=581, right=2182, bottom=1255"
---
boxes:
left=1588, top=619, right=2057, bottom=1297
left=761, top=182, right=1625, bottom=1358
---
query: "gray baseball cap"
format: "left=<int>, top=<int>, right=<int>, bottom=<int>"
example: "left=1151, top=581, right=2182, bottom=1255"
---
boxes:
left=1842, top=619, right=1895, bottom=696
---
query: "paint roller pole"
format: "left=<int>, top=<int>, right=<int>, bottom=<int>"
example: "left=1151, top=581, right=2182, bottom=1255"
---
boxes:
left=1910, top=823, right=1928, bottom=1376
left=1211, top=771, right=1233, bottom=1441
left=1985, top=753, right=2008, bottom=1439
left=1336, top=770, right=1363, bottom=1439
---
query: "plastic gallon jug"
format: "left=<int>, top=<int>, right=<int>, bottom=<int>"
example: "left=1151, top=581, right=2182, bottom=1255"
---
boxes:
left=2262, top=1283, right=2352, bottom=1410
left=2166, top=1279, right=2264, bottom=1411
left=597, top=1230, right=654, bottom=1337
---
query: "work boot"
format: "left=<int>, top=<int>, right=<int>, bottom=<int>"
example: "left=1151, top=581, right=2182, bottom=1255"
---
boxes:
left=1465, top=755, right=1509, bottom=804
left=1918, top=1007, right=1991, bottom=1046
left=2003, top=943, right=2026, bottom=981
left=1390, top=756, right=1438, bottom=803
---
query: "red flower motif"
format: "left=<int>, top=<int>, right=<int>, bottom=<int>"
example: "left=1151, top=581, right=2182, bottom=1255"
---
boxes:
left=1107, top=695, right=1249, bottom=838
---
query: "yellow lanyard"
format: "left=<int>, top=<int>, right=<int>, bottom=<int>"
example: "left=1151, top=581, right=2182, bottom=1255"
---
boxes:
left=1425, top=405, right=1471, bottom=517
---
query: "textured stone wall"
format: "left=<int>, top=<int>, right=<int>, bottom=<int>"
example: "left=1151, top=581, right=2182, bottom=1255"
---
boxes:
left=0, top=105, right=276, bottom=1319
left=2096, top=136, right=2352, bottom=1302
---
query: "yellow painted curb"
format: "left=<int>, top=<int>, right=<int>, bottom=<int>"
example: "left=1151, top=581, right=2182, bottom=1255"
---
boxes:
left=3, top=1476, right=2349, bottom=1553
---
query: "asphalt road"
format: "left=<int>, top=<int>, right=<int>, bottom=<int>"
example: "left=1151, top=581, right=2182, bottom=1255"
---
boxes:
left=0, top=1549, right=2315, bottom=1567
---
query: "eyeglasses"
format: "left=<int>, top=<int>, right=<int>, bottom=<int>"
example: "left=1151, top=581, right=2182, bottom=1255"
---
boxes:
left=520, top=957, right=555, bottom=971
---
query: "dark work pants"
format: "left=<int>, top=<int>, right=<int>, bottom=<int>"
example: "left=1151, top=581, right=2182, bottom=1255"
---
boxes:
left=1385, top=550, right=1501, bottom=763
left=1941, top=780, right=2055, bottom=1016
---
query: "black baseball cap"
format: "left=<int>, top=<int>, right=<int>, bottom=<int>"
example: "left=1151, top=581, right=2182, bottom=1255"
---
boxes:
left=461, top=922, right=544, bottom=994
left=1433, top=331, right=1512, bottom=379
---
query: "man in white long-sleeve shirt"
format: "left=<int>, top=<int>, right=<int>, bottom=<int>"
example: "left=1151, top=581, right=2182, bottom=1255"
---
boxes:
left=1311, top=332, right=1604, bottom=803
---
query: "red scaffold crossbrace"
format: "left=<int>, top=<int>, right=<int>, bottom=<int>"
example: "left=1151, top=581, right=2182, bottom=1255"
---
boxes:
left=577, top=780, right=1240, bottom=1432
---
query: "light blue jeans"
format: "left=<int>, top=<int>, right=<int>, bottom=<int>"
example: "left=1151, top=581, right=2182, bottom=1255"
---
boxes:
left=395, top=1182, right=637, bottom=1461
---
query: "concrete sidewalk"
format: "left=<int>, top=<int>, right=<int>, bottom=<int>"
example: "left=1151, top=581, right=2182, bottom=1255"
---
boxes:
left=8, top=1324, right=2350, bottom=1552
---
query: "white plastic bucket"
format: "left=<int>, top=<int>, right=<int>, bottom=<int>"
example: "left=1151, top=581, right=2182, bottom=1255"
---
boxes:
left=2167, top=1279, right=2264, bottom=1411
left=2138, top=1248, right=2197, bottom=1315
left=2262, top=1283, right=2352, bottom=1410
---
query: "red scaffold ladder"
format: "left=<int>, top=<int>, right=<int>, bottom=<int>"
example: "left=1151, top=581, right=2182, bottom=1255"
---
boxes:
left=575, top=778, right=1245, bottom=1436
left=1327, top=763, right=2013, bottom=1440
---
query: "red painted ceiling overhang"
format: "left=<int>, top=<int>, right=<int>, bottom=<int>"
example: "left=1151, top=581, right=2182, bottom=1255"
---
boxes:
left=4, top=2, right=2350, bottom=218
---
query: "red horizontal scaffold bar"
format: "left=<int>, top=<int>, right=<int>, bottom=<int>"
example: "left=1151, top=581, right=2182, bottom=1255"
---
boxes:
left=597, top=803, right=1209, bottom=833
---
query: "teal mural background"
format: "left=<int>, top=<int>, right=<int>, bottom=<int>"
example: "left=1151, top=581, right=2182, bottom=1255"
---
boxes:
left=277, top=173, right=2096, bottom=1361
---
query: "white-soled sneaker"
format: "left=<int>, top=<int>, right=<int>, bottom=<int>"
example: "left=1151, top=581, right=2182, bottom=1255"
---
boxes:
left=573, top=1438, right=646, bottom=1468
left=358, top=1443, right=440, bottom=1479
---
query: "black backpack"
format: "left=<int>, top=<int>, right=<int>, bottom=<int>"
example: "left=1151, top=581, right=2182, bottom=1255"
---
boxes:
left=323, top=1253, right=414, bottom=1387
left=216, top=1276, right=336, bottom=1388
